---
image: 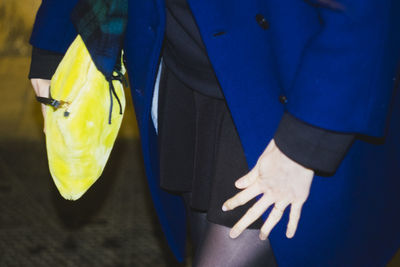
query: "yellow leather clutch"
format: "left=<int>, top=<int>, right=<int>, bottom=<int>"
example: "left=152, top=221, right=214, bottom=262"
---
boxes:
left=42, top=35, right=126, bottom=200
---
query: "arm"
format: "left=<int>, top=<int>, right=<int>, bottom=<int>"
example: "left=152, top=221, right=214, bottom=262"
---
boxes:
left=286, top=0, right=400, bottom=137
left=223, top=0, right=400, bottom=240
left=30, top=0, right=78, bottom=53
left=29, top=47, right=64, bottom=79
left=29, top=48, right=64, bottom=132
left=274, top=112, right=355, bottom=175
left=29, top=0, right=78, bottom=131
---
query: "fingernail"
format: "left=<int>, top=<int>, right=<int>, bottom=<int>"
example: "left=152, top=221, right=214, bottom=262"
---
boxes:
left=222, top=205, right=228, bottom=211
left=235, top=180, right=242, bottom=187
left=230, top=230, right=239, bottom=239
left=287, top=231, right=294, bottom=239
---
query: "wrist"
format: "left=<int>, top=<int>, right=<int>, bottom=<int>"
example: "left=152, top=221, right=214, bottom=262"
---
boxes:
left=31, top=79, right=51, bottom=97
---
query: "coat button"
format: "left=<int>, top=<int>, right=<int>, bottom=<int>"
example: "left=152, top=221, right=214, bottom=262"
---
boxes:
left=279, top=95, right=288, bottom=104
left=255, top=14, right=270, bottom=30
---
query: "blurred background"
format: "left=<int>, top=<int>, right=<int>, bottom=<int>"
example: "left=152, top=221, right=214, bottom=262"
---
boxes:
left=0, top=0, right=184, bottom=266
left=0, top=0, right=399, bottom=266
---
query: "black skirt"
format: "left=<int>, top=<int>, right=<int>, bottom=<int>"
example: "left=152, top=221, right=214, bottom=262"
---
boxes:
left=157, top=62, right=264, bottom=228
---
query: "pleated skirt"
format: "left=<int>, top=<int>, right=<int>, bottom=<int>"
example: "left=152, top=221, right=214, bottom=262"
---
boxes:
left=157, top=62, right=263, bottom=228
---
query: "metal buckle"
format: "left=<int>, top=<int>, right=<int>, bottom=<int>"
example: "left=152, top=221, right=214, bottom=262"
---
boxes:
left=57, top=100, right=70, bottom=109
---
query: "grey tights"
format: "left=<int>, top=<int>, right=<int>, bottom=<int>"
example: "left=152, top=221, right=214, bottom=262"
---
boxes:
left=183, top=194, right=278, bottom=267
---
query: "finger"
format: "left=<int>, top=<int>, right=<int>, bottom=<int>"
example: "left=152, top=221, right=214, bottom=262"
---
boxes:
left=40, top=103, right=47, bottom=133
left=222, top=184, right=262, bottom=211
left=41, top=104, right=46, bottom=117
left=259, top=203, right=289, bottom=240
left=235, top=165, right=259, bottom=189
left=42, top=105, right=47, bottom=134
left=286, top=202, right=303, bottom=238
left=230, top=196, right=273, bottom=238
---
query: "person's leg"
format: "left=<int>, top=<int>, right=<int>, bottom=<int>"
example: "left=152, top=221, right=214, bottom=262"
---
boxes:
left=182, top=192, right=208, bottom=254
left=182, top=193, right=277, bottom=267
left=193, top=221, right=277, bottom=267
left=188, top=210, right=208, bottom=254
left=185, top=91, right=277, bottom=266
left=159, top=63, right=277, bottom=266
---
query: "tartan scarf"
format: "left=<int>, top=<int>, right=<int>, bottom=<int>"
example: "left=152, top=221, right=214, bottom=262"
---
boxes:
left=70, top=0, right=128, bottom=124
left=71, top=0, right=128, bottom=80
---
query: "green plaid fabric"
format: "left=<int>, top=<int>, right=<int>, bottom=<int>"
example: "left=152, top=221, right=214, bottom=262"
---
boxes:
left=71, top=0, right=128, bottom=79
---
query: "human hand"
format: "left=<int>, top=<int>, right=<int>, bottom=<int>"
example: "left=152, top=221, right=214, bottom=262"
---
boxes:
left=222, top=139, right=314, bottom=240
left=31, top=78, right=51, bottom=133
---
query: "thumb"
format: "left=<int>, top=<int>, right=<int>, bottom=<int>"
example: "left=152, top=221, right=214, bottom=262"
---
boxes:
left=41, top=104, right=47, bottom=134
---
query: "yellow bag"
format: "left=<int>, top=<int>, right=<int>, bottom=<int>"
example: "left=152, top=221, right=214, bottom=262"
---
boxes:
left=42, top=35, right=126, bottom=200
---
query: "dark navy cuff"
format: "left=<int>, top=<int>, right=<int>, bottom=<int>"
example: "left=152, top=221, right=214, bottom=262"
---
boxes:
left=28, top=47, right=64, bottom=80
left=274, top=112, right=355, bottom=175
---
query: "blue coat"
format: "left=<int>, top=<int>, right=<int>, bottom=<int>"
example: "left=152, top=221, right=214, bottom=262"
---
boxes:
left=31, top=0, right=400, bottom=266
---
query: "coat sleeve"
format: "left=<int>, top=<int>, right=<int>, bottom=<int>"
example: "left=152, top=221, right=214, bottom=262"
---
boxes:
left=30, top=0, right=79, bottom=53
left=28, top=47, right=64, bottom=79
left=274, top=112, right=354, bottom=175
left=286, top=0, right=400, bottom=137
